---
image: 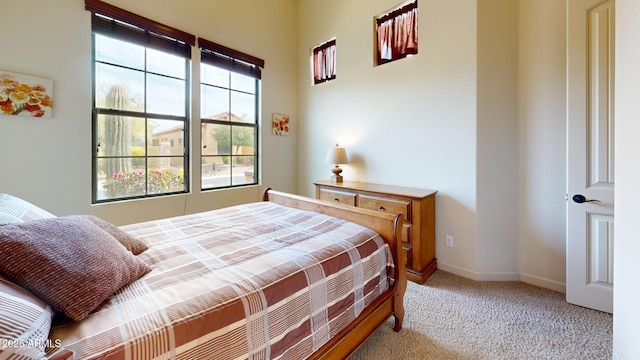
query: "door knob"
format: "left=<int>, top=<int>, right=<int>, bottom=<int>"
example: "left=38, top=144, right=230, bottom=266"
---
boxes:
left=572, top=194, right=601, bottom=203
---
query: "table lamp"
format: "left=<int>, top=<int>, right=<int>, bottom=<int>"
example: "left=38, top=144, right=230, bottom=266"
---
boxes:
left=324, top=144, right=349, bottom=183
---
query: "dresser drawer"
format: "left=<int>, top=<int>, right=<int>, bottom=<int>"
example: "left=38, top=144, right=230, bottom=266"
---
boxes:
left=403, top=245, right=413, bottom=269
left=358, top=194, right=411, bottom=221
left=318, top=188, right=357, bottom=206
left=402, top=223, right=412, bottom=245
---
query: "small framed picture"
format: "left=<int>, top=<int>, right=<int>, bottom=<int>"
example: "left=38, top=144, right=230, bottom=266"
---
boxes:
left=272, top=113, right=290, bottom=136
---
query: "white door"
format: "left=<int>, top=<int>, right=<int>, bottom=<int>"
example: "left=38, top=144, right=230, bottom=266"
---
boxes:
left=567, top=0, right=615, bottom=313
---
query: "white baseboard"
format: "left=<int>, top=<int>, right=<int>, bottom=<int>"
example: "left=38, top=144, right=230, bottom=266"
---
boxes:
left=437, top=262, right=520, bottom=281
left=519, top=273, right=566, bottom=293
left=437, top=261, right=566, bottom=293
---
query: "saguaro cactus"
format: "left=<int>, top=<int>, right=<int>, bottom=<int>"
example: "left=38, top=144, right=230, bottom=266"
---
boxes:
left=104, top=85, right=132, bottom=178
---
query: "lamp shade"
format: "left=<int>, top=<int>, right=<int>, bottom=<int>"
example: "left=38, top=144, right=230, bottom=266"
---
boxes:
left=324, top=146, right=348, bottom=164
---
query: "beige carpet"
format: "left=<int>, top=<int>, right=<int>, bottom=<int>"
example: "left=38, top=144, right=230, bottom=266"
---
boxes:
left=352, top=270, right=612, bottom=360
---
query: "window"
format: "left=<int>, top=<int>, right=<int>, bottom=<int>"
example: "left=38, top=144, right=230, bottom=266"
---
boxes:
left=311, top=39, right=337, bottom=85
left=87, top=0, right=195, bottom=203
left=199, top=38, right=264, bottom=190
left=375, top=1, right=418, bottom=65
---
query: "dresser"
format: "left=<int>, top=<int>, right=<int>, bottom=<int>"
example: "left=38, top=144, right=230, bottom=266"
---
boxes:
left=314, top=180, right=437, bottom=284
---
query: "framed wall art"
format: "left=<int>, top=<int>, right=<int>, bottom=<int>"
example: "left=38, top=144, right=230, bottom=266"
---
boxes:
left=272, top=113, right=290, bottom=136
left=0, top=70, right=53, bottom=118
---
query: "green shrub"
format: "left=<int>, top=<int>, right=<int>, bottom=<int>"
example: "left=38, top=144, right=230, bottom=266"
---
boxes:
left=131, top=147, right=145, bottom=168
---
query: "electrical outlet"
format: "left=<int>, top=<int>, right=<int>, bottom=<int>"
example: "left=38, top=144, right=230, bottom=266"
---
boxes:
left=445, top=235, right=454, bottom=247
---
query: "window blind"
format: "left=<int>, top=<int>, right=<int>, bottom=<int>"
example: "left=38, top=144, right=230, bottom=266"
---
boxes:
left=199, top=38, right=265, bottom=79
left=85, top=0, right=195, bottom=59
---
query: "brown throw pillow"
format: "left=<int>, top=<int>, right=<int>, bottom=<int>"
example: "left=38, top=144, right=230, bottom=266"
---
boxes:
left=0, top=217, right=151, bottom=321
left=0, top=277, right=53, bottom=359
left=65, top=215, right=148, bottom=255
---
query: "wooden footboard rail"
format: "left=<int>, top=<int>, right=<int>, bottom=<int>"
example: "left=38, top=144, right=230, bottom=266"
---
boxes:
left=263, top=188, right=407, bottom=359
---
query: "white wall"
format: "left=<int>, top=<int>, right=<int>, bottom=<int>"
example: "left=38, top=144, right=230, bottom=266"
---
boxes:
left=517, top=0, right=568, bottom=291
left=0, top=0, right=298, bottom=225
left=297, top=0, right=483, bottom=278
left=296, top=0, right=567, bottom=290
left=476, top=0, right=520, bottom=278
left=614, top=0, right=640, bottom=358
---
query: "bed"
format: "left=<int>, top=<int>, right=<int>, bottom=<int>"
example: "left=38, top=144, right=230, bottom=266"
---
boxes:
left=0, top=189, right=406, bottom=360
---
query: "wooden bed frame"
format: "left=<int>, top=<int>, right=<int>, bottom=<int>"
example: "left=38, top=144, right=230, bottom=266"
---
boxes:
left=263, top=188, right=407, bottom=359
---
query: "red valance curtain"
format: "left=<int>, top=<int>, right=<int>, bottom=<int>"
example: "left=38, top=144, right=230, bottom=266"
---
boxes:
left=376, top=1, right=418, bottom=65
left=312, top=39, right=336, bottom=84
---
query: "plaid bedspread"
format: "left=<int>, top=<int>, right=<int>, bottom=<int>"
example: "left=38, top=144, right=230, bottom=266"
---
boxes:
left=47, top=201, right=394, bottom=360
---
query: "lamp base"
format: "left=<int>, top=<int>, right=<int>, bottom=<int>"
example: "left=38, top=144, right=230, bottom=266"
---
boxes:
left=330, top=165, right=343, bottom=183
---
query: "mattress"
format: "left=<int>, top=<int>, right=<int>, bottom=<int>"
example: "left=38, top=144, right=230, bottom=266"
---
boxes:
left=47, top=201, right=394, bottom=359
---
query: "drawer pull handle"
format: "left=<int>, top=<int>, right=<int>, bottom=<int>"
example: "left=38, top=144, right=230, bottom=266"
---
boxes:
left=334, top=198, right=339, bottom=202
left=379, top=206, right=385, bottom=211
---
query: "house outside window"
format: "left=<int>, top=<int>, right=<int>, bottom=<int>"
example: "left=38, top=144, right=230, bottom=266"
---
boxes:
left=87, top=0, right=194, bottom=203
left=199, top=38, right=263, bottom=190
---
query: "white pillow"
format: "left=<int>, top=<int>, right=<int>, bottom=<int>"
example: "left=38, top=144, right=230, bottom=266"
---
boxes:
left=0, top=277, right=53, bottom=359
left=0, top=193, right=56, bottom=225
